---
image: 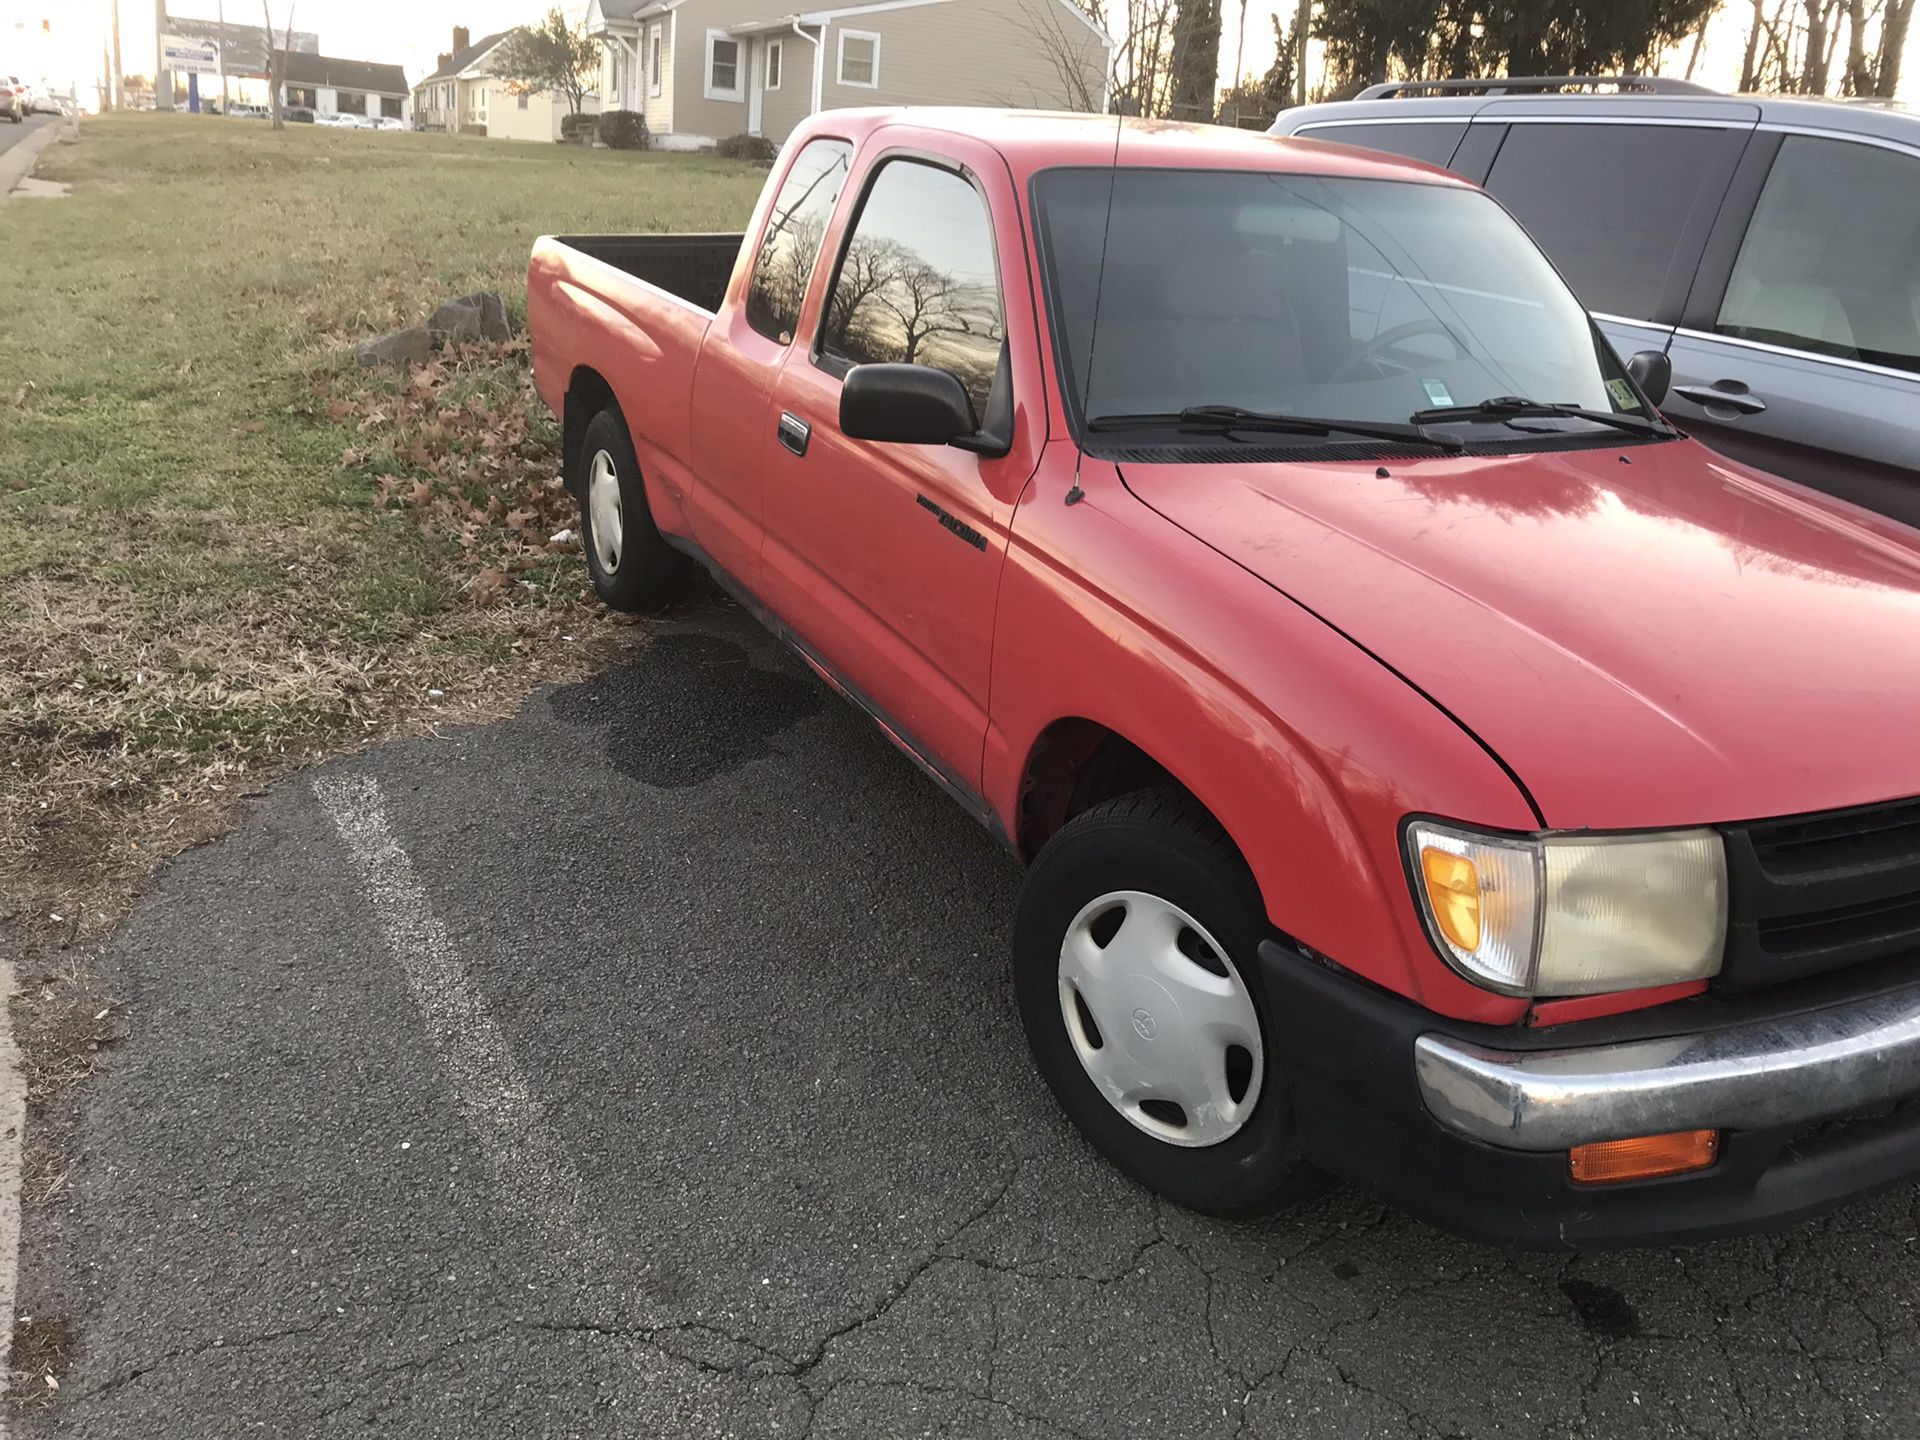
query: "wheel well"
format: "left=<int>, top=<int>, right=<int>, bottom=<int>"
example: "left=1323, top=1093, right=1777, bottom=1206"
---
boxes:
left=563, top=366, right=616, bottom=492
left=1016, top=720, right=1187, bottom=860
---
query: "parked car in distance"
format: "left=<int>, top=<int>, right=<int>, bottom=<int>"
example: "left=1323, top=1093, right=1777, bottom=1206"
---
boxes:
left=529, top=108, right=1920, bottom=1249
left=0, top=75, right=26, bottom=123
left=226, top=103, right=268, bottom=120
left=1271, top=77, right=1920, bottom=530
left=314, top=112, right=358, bottom=128
left=369, top=115, right=406, bottom=131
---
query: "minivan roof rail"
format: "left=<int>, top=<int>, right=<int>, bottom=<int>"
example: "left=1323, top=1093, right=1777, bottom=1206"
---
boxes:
left=1355, top=75, right=1718, bottom=100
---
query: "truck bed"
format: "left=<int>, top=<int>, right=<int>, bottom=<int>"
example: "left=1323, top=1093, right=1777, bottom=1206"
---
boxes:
left=550, top=234, right=746, bottom=316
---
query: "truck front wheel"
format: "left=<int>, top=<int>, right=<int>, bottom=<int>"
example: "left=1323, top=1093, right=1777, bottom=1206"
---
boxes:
left=576, top=407, right=692, bottom=613
left=1013, top=789, right=1320, bottom=1218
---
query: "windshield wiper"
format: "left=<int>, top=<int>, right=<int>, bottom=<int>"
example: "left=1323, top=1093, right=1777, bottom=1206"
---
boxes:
left=1088, top=405, right=1466, bottom=452
left=1410, top=396, right=1676, bottom=437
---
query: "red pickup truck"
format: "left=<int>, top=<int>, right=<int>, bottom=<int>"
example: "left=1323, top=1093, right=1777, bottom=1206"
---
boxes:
left=530, top=109, right=1920, bottom=1248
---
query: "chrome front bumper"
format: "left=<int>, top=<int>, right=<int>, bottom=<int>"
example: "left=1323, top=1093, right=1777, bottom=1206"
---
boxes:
left=1414, top=981, right=1920, bottom=1151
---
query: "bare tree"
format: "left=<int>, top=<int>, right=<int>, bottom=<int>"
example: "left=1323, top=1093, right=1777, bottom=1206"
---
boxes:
left=1011, top=0, right=1111, bottom=109
left=262, top=1, right=294, bottom=130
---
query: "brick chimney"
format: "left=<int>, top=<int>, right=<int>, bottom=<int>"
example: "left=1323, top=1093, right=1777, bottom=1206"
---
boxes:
left=453, top=26, right=471, bottom=55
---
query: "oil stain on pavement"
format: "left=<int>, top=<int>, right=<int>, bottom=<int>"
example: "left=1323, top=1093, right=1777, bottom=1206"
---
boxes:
left=549, top=630, right=823, bottom=788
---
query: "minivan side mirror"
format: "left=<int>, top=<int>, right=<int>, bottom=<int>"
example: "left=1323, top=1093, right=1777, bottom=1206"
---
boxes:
left=841, top=364, right=978, bottom=449
left=1626, top=350, right=1672, bottom=408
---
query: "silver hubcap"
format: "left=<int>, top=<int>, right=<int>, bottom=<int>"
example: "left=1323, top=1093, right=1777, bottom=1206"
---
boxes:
left=588, top=449, right=624, bottom=576
left=1058, top=891, right=1265, bottom=1148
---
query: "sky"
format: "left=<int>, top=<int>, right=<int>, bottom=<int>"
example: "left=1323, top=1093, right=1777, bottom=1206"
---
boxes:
left=2, top=0, right=1912, bottom=101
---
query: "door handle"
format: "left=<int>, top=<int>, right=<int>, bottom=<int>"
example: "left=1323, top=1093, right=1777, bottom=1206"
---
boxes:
left=777, top=412, right=811, bottom=457
left=1673, top=383, right=1768, bottom=416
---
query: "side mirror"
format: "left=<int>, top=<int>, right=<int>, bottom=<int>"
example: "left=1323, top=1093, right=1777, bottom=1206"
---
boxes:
left=841, top=364, right=978, bottom=448
left=1626, top=350, right=1672, bottom=408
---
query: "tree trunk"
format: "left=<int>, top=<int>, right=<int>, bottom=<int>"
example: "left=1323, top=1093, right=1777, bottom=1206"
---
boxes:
left=1741, top=0, right=1765, bottom=89
left=1875, top=0, right=1914, bottom=94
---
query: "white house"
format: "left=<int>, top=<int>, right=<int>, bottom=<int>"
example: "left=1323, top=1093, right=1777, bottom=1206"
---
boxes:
left=411, top=26, right=601, bottom=142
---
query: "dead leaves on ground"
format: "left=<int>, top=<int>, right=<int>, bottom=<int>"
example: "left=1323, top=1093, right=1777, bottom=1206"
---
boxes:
left=319, top=340, right=578, bottom=607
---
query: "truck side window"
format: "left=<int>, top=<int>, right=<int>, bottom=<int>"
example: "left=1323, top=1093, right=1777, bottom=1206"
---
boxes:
left=1482, top=122, right=1732, bottom=322
left=818, top=159, right=1006, bottom=419
left=1717, top=136, right=1920, bottom=375
left=746, top=138, right=855, bottom=345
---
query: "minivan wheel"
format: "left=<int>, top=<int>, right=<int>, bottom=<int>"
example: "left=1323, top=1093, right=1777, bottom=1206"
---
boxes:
left=1013, top=789, right=1320, bottom=1218
left=575, top=406, right=692, bottom=613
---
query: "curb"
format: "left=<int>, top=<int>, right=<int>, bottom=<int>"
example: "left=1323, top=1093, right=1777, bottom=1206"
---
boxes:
left=1, top=119, right=71, bottom=202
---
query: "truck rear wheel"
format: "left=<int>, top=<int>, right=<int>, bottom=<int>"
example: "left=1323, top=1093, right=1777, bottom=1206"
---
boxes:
left=576, top=407, right=692, bottom=613
left=1012, top=789, right=1319, bottom=1218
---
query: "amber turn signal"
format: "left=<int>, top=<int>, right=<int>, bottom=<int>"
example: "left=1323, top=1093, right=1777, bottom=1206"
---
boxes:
left=1568, top=1130, right=1720, bottom=1185
left=1419, top=847, right=1482, bottom=952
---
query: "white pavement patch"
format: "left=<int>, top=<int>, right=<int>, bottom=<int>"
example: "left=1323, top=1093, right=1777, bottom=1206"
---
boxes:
left=312, top=771, right=610, bottom=1269
left=0, top=957, right=25, bottom=1426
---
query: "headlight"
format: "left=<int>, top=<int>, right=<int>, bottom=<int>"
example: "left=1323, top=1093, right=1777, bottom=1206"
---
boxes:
left=1406, top=820, right=1727, bottom=997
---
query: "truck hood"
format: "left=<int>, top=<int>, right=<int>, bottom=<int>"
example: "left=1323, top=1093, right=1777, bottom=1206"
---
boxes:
left=1119, top=439, right=1920, bottom=828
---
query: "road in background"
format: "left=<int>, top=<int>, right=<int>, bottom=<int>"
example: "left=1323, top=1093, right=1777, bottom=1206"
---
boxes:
left=16, top=602, right=1920, bottom=1438
left=0, top=112, right=55, bottom=161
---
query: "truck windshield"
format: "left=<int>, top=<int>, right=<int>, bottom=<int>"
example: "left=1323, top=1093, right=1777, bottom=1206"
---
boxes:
left=1034, top=168, right=1654, bottom=440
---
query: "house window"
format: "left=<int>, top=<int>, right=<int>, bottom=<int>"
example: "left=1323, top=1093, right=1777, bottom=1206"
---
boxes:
left=766, top=40, right=783, bottom=91
left=648, top=24, right=663, bottom=95
left=706, top=31, right=743, bottom=101
left=382, top=95, right=402, bottom=118
left=837, top=29, right=880, bottom=89
left=517, top=92, right=529, bottom=110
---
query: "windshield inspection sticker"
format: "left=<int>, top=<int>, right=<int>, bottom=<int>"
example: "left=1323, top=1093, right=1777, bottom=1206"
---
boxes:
left=1606, top=378, right=1639, bottom=410
left=1420, top=378, right=1454, bottom=407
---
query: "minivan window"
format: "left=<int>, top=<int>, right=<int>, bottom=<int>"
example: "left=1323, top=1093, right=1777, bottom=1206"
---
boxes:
left=1299, top=122, right=1467, bottom=172
left=1717, top=135, right=1920, bottom=375
left=1482, top=123, right=1731, bottom=321
left=818, top=159, right=1006, bottom=418
left=745, top=138, right=854, bottom=345
left=1036, top=168, right=1645, bottom=435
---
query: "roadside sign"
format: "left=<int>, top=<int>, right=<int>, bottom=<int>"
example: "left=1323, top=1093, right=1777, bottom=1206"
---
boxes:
left=161, top=35, right=221, bottom=76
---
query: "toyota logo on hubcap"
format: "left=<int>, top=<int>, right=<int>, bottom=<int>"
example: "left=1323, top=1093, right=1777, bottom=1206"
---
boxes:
left=1131, top=1008, right=1157, bottom=1040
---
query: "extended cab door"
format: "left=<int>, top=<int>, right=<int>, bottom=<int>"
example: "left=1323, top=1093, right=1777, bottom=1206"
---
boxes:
left=1664, top=127, right=1920, bottom=528
left=687, top=137, right=856, bottom=588
left=758, top=137, right=1044, bottom=802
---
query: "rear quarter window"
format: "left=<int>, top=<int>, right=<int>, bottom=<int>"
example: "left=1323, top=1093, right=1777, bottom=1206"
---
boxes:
left=1295, top=121, right=1468, bottom=172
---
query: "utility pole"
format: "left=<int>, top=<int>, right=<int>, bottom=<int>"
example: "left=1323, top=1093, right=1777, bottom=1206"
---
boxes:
left=1294, top=0, right=1309, bottom=106
left=156, top=0, right=172, bottom=110
left=217, top=0, right=229, bottom=112
left=109, top=0, right=123, bottom=109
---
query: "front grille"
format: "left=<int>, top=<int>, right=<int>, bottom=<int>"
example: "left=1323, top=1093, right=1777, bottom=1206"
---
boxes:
left=1720, top=795, right=1920, bottom=990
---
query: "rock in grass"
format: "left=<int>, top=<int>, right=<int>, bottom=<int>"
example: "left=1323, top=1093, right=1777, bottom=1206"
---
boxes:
left=429, top=292, right=512, bottom=344
left=352, top=328, right=435, bottom=367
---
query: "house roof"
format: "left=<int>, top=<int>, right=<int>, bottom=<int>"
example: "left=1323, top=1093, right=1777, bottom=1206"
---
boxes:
left=416, top=29, right=514, bottom=85
left=276, top=50, right=409, bottom=96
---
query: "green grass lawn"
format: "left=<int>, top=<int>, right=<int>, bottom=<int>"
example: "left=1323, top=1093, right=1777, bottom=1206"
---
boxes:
left=0, top=115, right=767, bottom=932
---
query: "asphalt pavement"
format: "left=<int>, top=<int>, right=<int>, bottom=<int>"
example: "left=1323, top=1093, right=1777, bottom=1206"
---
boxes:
left=0, top=112, right=54, bottom=161
left=17, top=601, right=1920, bottom=1438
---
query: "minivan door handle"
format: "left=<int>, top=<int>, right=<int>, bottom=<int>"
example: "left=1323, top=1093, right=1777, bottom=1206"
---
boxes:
left=1673, top=383, right=1768, bottom=416
left=777, top=412, right=812, bottom=457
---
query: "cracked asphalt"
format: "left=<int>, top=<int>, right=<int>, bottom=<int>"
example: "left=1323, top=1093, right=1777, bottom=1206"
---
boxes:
left=17, top=600, right=1920, bottom=1438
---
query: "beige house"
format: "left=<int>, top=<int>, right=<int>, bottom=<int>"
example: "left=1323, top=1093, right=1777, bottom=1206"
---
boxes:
left=585, top=0, right=1112, bottom=150
left=412, top=26, right=603, bottom=142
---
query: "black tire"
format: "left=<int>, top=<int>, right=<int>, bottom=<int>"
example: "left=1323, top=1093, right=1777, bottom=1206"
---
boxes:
left=574, top=405, right=692, bottom=613
left=1013, top=788, right=1321, bottom=1219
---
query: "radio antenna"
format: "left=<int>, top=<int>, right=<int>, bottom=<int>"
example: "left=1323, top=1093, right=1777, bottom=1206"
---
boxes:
left=1066, top=113, right=1125, bottom=508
